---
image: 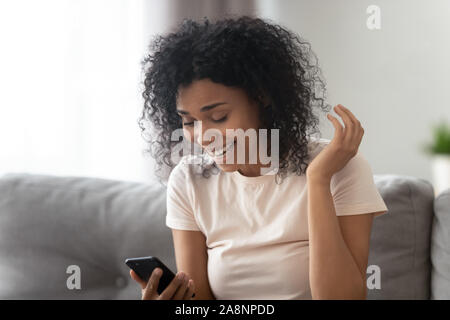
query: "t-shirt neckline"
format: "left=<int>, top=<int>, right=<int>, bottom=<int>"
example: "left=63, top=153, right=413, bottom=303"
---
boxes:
left=230, top=168, right=278, bottom=184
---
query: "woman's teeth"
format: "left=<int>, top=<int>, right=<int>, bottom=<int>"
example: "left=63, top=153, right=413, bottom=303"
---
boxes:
left=210, top=141, right=235, bottom=157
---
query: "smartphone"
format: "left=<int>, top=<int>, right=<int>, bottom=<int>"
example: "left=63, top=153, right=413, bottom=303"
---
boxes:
left=125, top=256, right=176, bottom=295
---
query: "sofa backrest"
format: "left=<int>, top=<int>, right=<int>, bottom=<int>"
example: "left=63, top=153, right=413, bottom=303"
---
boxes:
left=368, top=174, right=435, bottom=299
left=0, top=173, right=173, bottom=299
left=0, top=172, right=446, bottom=299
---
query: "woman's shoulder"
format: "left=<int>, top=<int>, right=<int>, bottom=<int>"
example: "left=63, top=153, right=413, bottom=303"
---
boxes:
left=305, top=135, right=367, bottom=167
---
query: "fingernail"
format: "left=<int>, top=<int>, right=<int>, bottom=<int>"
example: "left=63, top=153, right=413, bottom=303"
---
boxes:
left=155, top=268, right=162, bottom=276
left=178, top=272, right=184, bottom=279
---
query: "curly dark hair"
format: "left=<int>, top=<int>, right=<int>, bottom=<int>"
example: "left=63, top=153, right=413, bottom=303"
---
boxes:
left=139, top=14, right=331, bottom=184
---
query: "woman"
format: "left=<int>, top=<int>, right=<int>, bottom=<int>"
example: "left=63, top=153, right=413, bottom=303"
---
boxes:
left=131, top=15, right=388, bottom=300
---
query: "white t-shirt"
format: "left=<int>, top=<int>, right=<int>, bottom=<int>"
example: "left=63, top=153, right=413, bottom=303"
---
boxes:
left=165, top=137, right=388, bottom=299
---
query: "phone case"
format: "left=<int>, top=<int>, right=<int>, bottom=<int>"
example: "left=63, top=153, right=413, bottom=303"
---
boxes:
left=125, top=256, right=176, bottom=295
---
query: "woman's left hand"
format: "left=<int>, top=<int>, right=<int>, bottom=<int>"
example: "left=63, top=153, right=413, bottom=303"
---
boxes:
left=306, top=104, right=365, bottom=182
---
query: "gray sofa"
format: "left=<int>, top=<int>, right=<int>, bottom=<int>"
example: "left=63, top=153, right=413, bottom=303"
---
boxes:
left=0, top=172, right=449, bottom=299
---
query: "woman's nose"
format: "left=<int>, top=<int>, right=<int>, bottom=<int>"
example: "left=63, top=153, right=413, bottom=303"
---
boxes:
left=194, top=125, right=225, bottom=150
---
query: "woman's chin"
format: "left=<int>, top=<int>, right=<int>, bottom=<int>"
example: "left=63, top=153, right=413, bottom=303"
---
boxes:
left=215, top=162, right=238, bottom=172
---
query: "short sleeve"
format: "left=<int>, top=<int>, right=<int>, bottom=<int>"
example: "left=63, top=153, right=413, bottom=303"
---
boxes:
left=330, top=152, right=388, bottom=218
left=165, top=162, right=201, bottom=231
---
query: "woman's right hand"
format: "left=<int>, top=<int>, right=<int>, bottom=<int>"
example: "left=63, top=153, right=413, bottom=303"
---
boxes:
left=129, top=268, right=196, bottom=300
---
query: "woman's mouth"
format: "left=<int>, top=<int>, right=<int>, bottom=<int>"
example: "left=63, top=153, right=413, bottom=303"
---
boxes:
left=206, top=140, right=236, bottom=159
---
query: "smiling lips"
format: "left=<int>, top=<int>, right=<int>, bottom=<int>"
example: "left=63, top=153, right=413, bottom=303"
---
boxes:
left=206, top=140, right=236, bottom=159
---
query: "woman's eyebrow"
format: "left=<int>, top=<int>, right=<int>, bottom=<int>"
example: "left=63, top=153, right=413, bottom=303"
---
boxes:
left=176, top=102, right=228, bottom=115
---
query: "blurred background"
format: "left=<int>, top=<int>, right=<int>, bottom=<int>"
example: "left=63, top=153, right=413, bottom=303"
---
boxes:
left=1, top=0, right=449, bottom=194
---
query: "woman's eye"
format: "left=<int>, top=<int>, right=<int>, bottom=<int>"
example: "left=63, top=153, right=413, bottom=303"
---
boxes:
left=182, top=115, right=227, bottom=126
left=182, top=118, right=196, bottom=126
left=212, top=116, right=228, bottom=123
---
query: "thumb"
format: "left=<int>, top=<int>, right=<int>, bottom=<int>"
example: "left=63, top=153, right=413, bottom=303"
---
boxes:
left=130, top=270, right=147, bottom=289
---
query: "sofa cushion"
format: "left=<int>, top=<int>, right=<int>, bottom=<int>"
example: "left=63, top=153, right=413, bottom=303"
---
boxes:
left=431, top=188, right=450, bottom=299
left=367, top=174, right=434, bottom=299
left=0, top=173, right=172, bottom=299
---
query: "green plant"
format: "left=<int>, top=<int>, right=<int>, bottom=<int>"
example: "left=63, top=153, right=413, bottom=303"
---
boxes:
left=422, top=120, right=450, bottom=155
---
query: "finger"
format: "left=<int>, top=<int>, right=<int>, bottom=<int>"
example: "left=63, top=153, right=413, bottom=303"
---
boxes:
left=159, top=272, right=184, bottom=300
left=340, top=105, right=364, bottom=154
left=142, top=268, right=162, bottom=300
left=333, top=105, right=355, bottom=139
left=338, top=104, right=365, bottom=146
left=358, top=126, right=365, bottom=145
left=172, top=275, right=190, bottom=300
left=130, top=270, right=147, bottom=289
left=183, top=279, right=196, bottom=300
left=338, top=104, right=360, bottom=125
left=326, top=113, right=344, bottom=139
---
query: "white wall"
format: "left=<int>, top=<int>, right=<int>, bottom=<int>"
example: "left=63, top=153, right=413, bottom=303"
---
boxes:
left=257, top=0, right=450, bottom=182
left=1, top=0, right=447, bottom=185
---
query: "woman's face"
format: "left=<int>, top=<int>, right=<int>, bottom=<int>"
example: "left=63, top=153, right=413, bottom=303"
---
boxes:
left=176, top=78, right=266, bottom=175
